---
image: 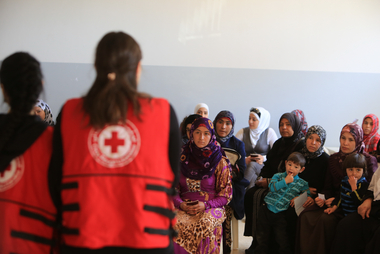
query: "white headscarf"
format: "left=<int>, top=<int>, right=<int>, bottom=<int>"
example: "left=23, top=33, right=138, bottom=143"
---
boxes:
left=194, top=103, right=209, bottom=115
left=249, top=107, right=270, bottom=146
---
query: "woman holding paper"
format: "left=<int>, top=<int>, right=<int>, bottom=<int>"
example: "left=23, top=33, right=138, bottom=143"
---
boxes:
left=296, top=123, right=377, bottom=254
left=286, top=125, right=330, bottom=252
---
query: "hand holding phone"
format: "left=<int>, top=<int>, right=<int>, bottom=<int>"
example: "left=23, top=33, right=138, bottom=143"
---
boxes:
left=186, top=200, right=199, bottom=206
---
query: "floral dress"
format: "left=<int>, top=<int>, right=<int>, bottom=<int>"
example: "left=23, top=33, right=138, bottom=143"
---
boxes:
left=173, top=157, right=232, bottom=254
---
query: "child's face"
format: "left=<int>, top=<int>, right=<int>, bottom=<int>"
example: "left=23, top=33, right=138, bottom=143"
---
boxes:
left=285, top=160, right=304, bottom=177
left=346, top=167, right=364, bottom=179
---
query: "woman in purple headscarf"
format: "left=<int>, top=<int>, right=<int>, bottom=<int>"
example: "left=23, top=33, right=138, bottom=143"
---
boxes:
left=296, top=123, right=378, bottom=254
left=173, top=117, right=233, bottom=254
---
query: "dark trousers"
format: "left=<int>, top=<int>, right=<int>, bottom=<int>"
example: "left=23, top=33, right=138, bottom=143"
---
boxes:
left=332, top=210, right=380, bottom=254
left=255, top=204, right=291, bottom=254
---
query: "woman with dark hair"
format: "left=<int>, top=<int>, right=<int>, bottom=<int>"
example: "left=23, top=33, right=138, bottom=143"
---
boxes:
left=173, top=117, right=232, bottom=254
left=213, top=110, right=249, bottom=253
left=180, top=114, right=201, bottom=144
left=296, top=123, right=377, bottom=254
left=0, top=52, right=56, bottom=254
left=48, top=32, right=181, bottom=254
left=244, top=112, right=305, bottom=254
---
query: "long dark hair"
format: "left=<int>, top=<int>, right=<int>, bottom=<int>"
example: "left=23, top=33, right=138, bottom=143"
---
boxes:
left=0, top=52, right=43, bottom=152
left=83, top=31, right=149, bottom=129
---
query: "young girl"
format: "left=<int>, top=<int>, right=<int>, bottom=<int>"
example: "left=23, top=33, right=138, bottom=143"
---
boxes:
left=324, top=153, right=369, bottom=216
left=0, top=52, right=56, bottom=254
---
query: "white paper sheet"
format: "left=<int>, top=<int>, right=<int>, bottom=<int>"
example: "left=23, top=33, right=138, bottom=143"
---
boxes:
left=294, top=191, right=308, bottom=216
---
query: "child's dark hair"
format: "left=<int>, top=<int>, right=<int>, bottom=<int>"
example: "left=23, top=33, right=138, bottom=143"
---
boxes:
left=0, top=52, right=43, bottom=152
left=287, top=152, right=306, bottom=167
left=342, top=153, right=367, bottom=176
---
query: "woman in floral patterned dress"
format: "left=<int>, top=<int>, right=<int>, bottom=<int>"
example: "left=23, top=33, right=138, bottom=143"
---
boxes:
left=173, top=117, right=233, bottom=254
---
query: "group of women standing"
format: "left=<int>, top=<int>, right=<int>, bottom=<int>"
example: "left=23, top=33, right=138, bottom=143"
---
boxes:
left=1, top=32, right=181, bottom=254
left=1, top=29, right=380, bottom=254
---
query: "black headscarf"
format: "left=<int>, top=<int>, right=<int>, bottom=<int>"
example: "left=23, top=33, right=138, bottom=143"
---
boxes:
left=277, top=113, right=304, bottom=158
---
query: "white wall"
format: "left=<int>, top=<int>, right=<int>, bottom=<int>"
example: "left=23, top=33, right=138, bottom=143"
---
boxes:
left=1, top=0, right=380, bottom=73
left=1, top=0, right=380, bottom=147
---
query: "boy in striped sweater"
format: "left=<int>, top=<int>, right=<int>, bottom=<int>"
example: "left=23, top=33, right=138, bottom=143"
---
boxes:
left=255, top=152, right=312, bottom=254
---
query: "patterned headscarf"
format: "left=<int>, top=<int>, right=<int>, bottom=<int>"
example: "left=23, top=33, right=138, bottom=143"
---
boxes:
left=292, top=109, right=308, bottom=137
left=35, top=99, right=54, bottom=125
left=362, top=114, right=380, bottom=153
left=301, top=125, right=326, bottom=160
left=180, top=117, right=224, bottom=180
left=213, top=110, right=235, bottom=143
left=248, top=107, right=271, bottom=146
left=338, top=123, right=365, bottom=162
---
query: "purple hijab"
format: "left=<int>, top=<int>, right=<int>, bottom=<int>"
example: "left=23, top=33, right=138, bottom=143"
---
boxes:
left=180, top=117, right=224, bottom=180
left=337, top=123, right=365, bottom=162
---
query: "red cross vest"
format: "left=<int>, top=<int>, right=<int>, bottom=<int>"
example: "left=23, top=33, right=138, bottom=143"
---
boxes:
left=59, top=98, right=176, bottom=250
left=0, top=127, right=56, bottom=254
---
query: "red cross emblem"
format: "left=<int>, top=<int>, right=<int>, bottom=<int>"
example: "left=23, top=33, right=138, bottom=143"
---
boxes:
left=88, top=121, right=141, bottom=168
left=0, top=156, right=24, bottom=192
left=104, top=131, right=125, bottom=153
left=0, top=166, right=12, bottom=178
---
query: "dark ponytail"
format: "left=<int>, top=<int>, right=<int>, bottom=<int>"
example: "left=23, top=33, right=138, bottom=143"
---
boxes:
left=83, top=31, right=150, bottom=129
left=0, top=52, right=43, bottom=152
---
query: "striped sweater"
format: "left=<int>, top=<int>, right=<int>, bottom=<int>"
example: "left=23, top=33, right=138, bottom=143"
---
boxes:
left=332, top=176, right=368, bottom=216
left=264, top=172, right=310, bottom=213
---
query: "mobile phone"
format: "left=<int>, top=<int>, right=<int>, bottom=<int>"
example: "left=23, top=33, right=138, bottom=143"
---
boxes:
left=186, top=200, right=199, bottom=206
left=250, top=154, right=259, bottom=157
